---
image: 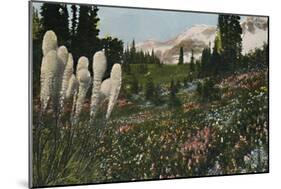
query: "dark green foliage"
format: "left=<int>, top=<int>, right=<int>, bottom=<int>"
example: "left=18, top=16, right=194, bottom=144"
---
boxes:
left=153, top=84, right=163, bottom=105
left=32, top=6, right=43, bottom=97
left=145, top=75, right=155, bottom=101
left=123, top=40, right=160, bottom=75
left=194, top=60, right=201, bottom=78
left=169, top=80, right=181, bottom=107
left=200, top=47, right=211, bottom=77
left=40, top=3, right=70, bottom=46
left=70, top=5, right=77, bottom=39
left=32, top=7, right=42, bottom=40
left=198, top=15, right=242, bottom=77
left=197, top=78, right=221, bottom=102
left=122, top=45, right=131, bottom=73
left=130, top=40, right=137, bottom=64
left=178, top=46, right=184, bottom=65
left=175, top=80, right=181, bottom=93
left=190, top=49, right=195, bottom=72
left=218, top=14, right=242, bottom=72
left=100, top=37, right=124, bottom=79
left=39, top=3, right=102, bottom=74
left=139, top=63, right=148, bottom=74
left=72, top=5, right=100, bottom=68
left=131, top=74, right=140, bottom=94
left=242, top=43, right=268, bottom=70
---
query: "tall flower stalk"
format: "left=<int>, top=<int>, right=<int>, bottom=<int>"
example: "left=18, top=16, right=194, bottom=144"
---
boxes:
left=106, top=64, right=122, bottom=120
left=74, top=57, right=91, bottom=123
left=90, top=50, right=107, bottom=121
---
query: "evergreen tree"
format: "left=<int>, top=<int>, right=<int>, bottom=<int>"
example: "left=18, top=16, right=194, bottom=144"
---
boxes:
left=123, top=46, right=131, bottom=73
left=74, top=5, right=100, bottom=70
left=169, top=80, right=181, bottom=107
left=130, top=39, right=136, bottom=64
left=88, top=6, right=100, bottom=51
left=32, top=7, right=42, bottom=40
left=195, top=60, right=201, bottom=78
left=60, top=4, right=70, bottom=45
left=190, top=49, right=195, bottom=72
left=32, top=6, right=43, bottom=97
left=153, top=84, right=163, bottom=105
left=70, top=5, right=78, bottom=37
left=131, top=74, right=139, bottom=94
left=200, top=47, right=211, bottom=77
left=101, top=36, right=123, bottom=79
left=211, top=31, right=223, bottom=75
left=40, top=3, right=69, bottom=45
left=145, top=75, right=155, bottom=101
left=218, top=14, right=242, bottom=72
left=175, top=80, right=181, bottom=93
left=178, top=46, right=184, bottom=65
left=151, top=49, right=155, bottom=64
left=123, top=39, right=161, bottom=72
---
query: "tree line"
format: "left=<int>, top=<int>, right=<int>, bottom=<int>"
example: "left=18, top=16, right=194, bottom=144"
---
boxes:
left=123, top=40, right=162, bottom=74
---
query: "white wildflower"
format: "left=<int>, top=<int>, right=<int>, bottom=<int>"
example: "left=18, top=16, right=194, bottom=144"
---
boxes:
left=42, top=30, right=58, bottom=56
left=100, top=78, right=111, bottom=98
left=66, top=74, right=78, bottom=99
left=76, top=56, right=89, bottom=72
left=74, top=57, right=91, bottom=120
left=40, top=50, right=59, bottom=111
left=60, top=53, right=74, bottom=107
left=106, top=63, right=122, bottom=120
left=90, top=50, right=107, bottom=120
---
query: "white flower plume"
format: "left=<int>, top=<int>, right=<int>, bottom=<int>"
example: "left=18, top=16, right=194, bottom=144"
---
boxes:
left=90, top=50, right=107, bottom=120
left=75, top=57, right=91, bottom=120
left=61, top=53, right=74, bottom=108
left=106, top=63, right=122, bottom=120
left=66, top=74, right=78, bottom=99
left=77, top=56, right=89, bottom=72
left=42, top=30, right=58, bottom=56
left=40, top=50, right=59, bottom=111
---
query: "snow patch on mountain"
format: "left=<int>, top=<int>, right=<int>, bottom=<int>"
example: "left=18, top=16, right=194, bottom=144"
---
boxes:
left=241, top=16, right=268, bottom=54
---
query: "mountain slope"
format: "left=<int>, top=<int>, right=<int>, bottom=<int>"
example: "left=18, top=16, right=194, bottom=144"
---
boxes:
left=136, top=16, right=268, bottom=64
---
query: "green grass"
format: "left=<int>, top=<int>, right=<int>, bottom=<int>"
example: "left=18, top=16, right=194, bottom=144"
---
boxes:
left=126, top=64, right=190, bottom=85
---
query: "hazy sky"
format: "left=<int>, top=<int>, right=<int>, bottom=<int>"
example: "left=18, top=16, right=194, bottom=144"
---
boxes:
left=98, top=6, right=218, bottom=44
left=33, top=2, right=218, bottom=44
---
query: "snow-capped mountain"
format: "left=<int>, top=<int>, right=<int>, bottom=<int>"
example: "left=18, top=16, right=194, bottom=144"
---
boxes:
left=136, top=16, right=268, bottom=64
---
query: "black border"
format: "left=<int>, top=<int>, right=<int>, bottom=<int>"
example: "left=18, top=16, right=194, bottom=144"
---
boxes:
left=28, top=0, right=270, bottom=188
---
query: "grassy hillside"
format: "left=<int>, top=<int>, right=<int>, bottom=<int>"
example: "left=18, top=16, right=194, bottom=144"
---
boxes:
left=125, top=64, right=190, bottom=85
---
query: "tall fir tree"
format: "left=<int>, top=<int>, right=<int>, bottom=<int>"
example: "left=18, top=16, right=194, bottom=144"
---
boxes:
left=200, top=46, right=211, bottom=77
left=101, top=36, right=123, bottom=79
left=145, top=75, right=155, bottom=101
left=70, top=5, right=77, bottom=37
left=211, top=30, right=223, bottom=75
left=169, top=80, right=181, bottom=107
left=74, top=5, right=100, bottom=71
left=190, top=49, right=195, bottom=72
left=32, top=7, right=42, bottom=40
left=218, top=14, right=242, bottom=71
left=131, top=74, right=139, bottom=94
left=40, top=3, right=70, bottom=45
left=60, top=4, right=70, bottom=46
left=178, top=46, right=184, bottom=65
left=130, top=39, right=136, bottom=64
left=32, top=6, right=43, bottom=97
left=123, top=45, right=131, bottom=73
